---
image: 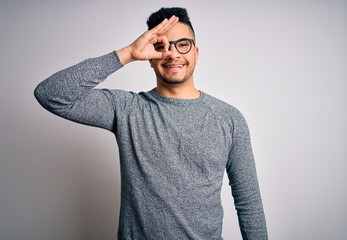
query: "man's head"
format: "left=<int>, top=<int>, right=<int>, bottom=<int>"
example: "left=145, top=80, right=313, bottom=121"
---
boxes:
left=147, top=7, right=195, bottom=38
left=147, top=7, right=199, bottom=87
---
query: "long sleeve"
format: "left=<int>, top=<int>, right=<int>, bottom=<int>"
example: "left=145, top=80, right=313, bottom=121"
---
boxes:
left=226, top=110, right=268, bottom=239
left=34, top=51, right=123, bottom=131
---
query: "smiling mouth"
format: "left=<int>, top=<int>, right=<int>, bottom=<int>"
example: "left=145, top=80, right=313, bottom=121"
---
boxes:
left=163, top=63, right=186, bottom=71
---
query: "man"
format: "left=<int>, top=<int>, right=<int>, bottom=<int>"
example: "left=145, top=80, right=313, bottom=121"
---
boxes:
left=34, top=7, right=268, bottom=240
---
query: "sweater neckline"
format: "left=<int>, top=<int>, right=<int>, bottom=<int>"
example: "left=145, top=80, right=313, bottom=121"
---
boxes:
left=148, top=88, right=205, bottom=105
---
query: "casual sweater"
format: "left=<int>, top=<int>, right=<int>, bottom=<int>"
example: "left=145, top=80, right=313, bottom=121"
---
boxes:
left=34, top=51, right=268, bottom=239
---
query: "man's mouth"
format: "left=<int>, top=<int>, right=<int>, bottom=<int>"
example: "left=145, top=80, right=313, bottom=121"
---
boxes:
left=163, top=63, right=186, bottom=71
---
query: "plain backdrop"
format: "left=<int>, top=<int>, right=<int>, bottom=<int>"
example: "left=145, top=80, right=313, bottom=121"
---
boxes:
left=1, top=0, right=346, bottom=239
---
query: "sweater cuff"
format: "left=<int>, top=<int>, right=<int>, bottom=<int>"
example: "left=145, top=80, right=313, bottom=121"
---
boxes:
left=97, top=51, right=124, bottom=77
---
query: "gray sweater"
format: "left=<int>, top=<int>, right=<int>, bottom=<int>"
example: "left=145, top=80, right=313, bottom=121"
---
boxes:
left=34, top=51, right=268, bottom=239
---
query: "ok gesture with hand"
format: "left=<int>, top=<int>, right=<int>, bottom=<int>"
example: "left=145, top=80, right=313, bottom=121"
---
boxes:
left=117, top=16, right=179, bottom=64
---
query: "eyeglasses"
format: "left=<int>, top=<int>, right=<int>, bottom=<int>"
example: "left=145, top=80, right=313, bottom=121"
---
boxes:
left=154, top=38, right=195, bottom=54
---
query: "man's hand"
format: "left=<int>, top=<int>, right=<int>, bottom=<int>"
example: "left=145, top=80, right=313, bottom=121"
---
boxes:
left=117, top=15, right=179, bottom=65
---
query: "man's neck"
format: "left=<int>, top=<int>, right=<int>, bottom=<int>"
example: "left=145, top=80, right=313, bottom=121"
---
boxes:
left=156, top=82, right=200, bottom=99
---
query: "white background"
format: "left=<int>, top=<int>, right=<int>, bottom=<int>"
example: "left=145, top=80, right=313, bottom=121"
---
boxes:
left=1, top=0, right=346, bottom=239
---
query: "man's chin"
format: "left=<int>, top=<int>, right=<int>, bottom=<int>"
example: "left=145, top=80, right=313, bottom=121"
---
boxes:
left=159, top=77, right=187, bottom=86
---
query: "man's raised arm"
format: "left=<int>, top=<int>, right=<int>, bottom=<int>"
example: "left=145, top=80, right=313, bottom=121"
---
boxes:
left=34, top=16, right=178, bottom=131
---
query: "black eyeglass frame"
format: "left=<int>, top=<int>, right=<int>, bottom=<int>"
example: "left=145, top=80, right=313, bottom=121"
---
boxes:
left=154, top=38, right=196, bottom=54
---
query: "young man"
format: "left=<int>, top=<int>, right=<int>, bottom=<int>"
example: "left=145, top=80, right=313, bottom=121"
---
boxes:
left=35, top=7, right=268, bottom=240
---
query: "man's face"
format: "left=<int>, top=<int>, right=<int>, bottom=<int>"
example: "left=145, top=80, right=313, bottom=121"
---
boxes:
left=149, top=22, right=199, bottom=86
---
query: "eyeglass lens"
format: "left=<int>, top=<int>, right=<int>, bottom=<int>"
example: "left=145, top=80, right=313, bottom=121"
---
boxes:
left=154, top=39, right=193, bottom=54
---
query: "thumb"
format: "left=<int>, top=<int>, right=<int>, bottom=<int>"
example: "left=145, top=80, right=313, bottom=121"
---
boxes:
left=154, top=51, right=172, bottom=60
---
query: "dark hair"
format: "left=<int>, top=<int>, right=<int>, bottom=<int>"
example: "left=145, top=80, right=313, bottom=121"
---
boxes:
left=146, top=7, right=195, bottom=37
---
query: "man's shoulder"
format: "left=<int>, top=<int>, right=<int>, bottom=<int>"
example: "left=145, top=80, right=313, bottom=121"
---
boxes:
left=201, top=92, right=249, bottom=130
left=201, top=92, right=241, bottom=116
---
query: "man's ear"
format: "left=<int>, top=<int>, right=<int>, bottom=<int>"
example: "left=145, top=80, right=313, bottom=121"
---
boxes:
left=195, top=46, right=199, bottom=57
left=194, top=46, right=199, bottom=62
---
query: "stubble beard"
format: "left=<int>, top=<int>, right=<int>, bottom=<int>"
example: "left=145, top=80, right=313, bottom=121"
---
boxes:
left=157, top=75, right=189, bottom=86
left=156, top=66, right=195, bottom=86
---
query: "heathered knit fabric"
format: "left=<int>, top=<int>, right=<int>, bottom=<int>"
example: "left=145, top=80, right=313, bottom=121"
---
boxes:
left=34, top=51, right=268, bottom=239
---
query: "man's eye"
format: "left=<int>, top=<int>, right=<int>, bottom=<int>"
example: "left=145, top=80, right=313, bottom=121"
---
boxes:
left=154, top=45, right=165, bottom=51
left=178, top=40, right=190, bottom=48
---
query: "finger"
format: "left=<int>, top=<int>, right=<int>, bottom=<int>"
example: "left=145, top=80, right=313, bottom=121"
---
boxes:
left=149, top=18, right=169, bottom=35
left=150, top=16, right=179, bottom=35
left=156, top=35, right=170, bottom=51
left=151, top=50, right=172, bottom=60
left=158, top=16, right=179, bottom=34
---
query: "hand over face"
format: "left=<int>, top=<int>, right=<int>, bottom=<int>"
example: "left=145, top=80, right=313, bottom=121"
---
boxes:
left=127, top=16, right=179, bottom=61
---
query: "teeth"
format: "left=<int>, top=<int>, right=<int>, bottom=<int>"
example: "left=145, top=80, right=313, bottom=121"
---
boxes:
left=167, top=65, right=183, bottom=68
